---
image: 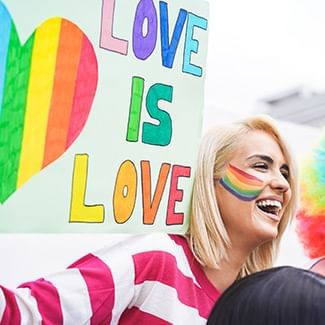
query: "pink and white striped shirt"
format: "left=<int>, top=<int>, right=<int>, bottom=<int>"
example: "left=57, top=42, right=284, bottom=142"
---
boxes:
left=0, top=234, right=220, bottom=324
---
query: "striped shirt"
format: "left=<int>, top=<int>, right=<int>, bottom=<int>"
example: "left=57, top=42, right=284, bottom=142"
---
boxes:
left=0, top=234, right=220, bottom=324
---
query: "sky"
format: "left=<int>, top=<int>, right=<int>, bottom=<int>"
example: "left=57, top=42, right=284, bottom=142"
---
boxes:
left=203, top=0, right=325, bottom=124
left=203, top=0, right=325, bottom=267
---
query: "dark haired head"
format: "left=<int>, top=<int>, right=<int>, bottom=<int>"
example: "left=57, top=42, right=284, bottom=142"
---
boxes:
left=208, top=266, right=325, bottom=325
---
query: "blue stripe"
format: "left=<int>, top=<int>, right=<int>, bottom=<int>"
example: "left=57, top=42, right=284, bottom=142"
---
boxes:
left=0, top=2, right=11, bottom=116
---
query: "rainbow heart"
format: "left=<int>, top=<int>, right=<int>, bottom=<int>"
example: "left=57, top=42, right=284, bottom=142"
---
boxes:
left=0, top=2, right=98, bottom=203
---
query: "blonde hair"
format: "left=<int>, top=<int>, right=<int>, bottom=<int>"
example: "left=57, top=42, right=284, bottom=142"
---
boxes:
left=188, top=115, right=298, bottom=278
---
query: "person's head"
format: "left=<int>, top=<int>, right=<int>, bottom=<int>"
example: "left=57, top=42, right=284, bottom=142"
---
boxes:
left=188, top=116, right=298, bottom=277
left=296, top=132, right=325, bottom=266
left=207, top=266, right=325, bottom=325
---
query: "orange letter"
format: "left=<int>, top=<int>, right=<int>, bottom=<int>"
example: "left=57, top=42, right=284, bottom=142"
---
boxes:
left=141, top=160, right=171, bottom=224
left=113, top=160, right=137, bottom=223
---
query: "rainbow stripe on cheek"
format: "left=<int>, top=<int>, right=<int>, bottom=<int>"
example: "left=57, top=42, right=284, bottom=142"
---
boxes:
left=219, top=164, right=264, bottom=201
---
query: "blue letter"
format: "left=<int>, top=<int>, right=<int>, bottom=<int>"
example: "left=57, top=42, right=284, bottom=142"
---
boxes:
left=183, top=13, right=208, bottom=77
left=160, top=1, right=187, bottom=68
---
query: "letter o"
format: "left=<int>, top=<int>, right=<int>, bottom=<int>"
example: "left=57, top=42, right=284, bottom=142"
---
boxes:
left=132, top=0, right=158, bottom=60
left=113, top=160, right=137, bottom=223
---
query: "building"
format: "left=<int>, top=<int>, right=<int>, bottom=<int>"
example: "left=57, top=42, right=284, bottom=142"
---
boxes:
left=260, top=87, right=325, bottom=128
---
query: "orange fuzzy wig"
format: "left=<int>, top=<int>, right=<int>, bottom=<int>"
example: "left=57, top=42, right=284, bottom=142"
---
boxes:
left=296, top=133, right=325, bottom=258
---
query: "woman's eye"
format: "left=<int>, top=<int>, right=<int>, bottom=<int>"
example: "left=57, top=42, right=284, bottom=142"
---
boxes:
left=281, top=169, right=290, bottom=180
left=253, top=163, right=268, bottom=170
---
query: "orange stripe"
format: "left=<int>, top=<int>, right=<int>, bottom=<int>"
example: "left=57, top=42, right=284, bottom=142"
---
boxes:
left=228, top=165, right=262, bottom=186
left=43, top=19, right=83, bottom=167
left=227, top=172, right=262, bottom=190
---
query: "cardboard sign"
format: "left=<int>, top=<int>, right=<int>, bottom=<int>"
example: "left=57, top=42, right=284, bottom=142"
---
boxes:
left=0, top=0, right=209, bottom=233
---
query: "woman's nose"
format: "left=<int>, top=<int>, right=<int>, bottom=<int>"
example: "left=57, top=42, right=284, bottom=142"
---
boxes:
left=269, top=172, right=290, bottom=193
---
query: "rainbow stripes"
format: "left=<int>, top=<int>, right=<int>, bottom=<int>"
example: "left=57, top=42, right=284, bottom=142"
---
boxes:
left=0, top=2, right=98, bottom=203
left=296, top=133, right=325, bottom=258
left=220, top=164, right=264, bottom=201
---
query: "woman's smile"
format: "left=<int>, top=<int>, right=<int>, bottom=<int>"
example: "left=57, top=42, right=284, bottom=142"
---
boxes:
left=215, top=129, right=291, bottom=245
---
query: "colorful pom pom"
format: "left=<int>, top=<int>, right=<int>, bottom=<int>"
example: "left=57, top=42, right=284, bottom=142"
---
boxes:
left=296, top=131, right=325, bottom=258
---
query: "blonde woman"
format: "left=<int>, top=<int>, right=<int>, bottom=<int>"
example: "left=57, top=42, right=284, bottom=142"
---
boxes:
left=189, top=116, right=298, bottom=292
left=0, top=116, right=298, bottom=324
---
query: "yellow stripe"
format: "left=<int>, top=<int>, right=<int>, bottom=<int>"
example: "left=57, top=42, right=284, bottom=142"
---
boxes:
left=227, top=172, right=261, bottom=191
left=17, top=18, right=61, bottom=188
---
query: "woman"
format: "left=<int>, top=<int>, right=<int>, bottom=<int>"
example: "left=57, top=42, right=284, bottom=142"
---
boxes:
left=207, top=266, right=325, bottom=325
left=0, top=116, right=298, bottom=324
left=189, top=115, right=298, bottom=291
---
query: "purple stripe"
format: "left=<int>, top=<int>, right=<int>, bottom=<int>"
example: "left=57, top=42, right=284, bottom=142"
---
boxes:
left=220, top=178, right=258, bottom=201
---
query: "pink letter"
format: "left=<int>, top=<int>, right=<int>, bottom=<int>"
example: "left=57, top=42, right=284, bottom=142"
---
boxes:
left=166, top=165, right=191, bottom=225
left=100, top=0, right=128, bottom=55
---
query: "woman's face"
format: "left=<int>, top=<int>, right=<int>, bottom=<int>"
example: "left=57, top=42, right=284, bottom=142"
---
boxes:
left=215, top=130, right=292, bottom=247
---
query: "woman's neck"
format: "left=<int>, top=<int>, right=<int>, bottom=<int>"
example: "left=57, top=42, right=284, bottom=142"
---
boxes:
left=203, top=244, right=251, bottom=293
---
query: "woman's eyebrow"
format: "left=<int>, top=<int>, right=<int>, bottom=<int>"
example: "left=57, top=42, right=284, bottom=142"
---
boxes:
left=247, top=154, right=274, bottom=164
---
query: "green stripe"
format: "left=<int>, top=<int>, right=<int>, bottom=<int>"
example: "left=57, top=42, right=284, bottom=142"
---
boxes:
left=0, top=24, right=34, bottom=203
left=224, top=176, right=261, bottom=196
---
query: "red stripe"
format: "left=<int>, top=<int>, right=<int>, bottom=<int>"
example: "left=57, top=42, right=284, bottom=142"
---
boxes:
left=119, top=306, right=172, bottom=325
left=0, top=287, right=21, bottom=325
left=19, top=278, right=63, bottom=325
left=42, top=19, right=83, bottom=167
left=66, top=35, right=98, bottom=148
left=68, top=253, right=114, bottom=325
left=229, top=164, right=263, bottom=183
left=133, top=250, right=215, bottom=319
left=169, top=235, right=221, bottom=301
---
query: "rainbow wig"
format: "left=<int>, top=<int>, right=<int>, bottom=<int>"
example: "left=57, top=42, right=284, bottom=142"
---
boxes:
left=296, top=132, right=325, bottom=259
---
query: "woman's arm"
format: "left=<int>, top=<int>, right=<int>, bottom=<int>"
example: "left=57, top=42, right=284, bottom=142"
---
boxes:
left=0, top=241, right=135, bottom=324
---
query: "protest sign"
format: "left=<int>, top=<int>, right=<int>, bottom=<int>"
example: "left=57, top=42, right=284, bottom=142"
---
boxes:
left=0, top=0, right=209, bottom=232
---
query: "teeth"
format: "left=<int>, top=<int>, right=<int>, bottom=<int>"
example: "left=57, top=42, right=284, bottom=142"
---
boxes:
left=256, top=200, right=282, bottom=209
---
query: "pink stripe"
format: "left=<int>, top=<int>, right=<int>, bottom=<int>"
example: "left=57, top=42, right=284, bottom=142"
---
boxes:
left=19, top=278, right=63, bottom=325
left=119, top=306, right=172, bottom=325
left=169, top=235, right=221, bottom=301
left=0, top=287, right=21, bottom=325
left=229, top=164, right=263, bottom=183
left=66, top=35, right=98, bottom=148
left=68, top=253, right=114, bottom=325
left=133, top=250, right=216, bottom=319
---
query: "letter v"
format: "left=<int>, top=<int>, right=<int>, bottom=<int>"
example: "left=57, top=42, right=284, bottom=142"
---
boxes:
left=141, top=161, right=171, bottom=224
left=160, top=1, right=187, bottom=68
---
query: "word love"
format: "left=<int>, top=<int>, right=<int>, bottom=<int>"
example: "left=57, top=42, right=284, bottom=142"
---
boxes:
left=69, top=154, right=191, bottom=225
left=100, top=0, right=208, bottom=77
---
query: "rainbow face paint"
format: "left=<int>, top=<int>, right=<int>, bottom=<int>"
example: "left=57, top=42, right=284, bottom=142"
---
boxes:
left=219, top=164, right=264, bottom=201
